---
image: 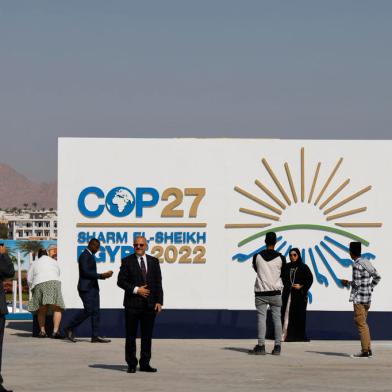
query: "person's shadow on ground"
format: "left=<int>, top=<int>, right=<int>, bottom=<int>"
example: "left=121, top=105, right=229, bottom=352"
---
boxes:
left=306, top=351, right=350, bottom=357
left=89, top=364, right=128, bottom=372
left=10, top=332, right=32, bottom=338
left=6, top=321, right=32, bottom=332
left=223, top=347, right=250, bottom=354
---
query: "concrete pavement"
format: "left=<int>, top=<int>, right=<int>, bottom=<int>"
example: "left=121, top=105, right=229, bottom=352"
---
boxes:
left=3, top=321, right=392, bottom=392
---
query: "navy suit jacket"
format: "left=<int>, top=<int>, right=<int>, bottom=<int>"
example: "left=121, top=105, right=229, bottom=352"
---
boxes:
left=0, top=253, right=15, bottom=315
left=117, top=253, right=163, bottom=310
left=77, top=249, right=103, bottom=292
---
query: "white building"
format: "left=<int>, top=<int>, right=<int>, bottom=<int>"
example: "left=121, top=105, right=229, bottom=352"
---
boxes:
left=4, top=210, right=57, bottom=240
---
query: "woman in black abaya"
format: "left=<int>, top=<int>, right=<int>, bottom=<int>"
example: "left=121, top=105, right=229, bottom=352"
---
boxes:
left=281, top=248, right=313, bottom=342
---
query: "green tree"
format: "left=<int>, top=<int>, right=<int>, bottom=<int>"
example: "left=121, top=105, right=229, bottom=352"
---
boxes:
left=0, top=223, right=8, bottom=239
left=6, top=247, right=24, bottom=266
left=9, top=254, right=18, bottom=265
left=17, top=240, right=43, bottom=260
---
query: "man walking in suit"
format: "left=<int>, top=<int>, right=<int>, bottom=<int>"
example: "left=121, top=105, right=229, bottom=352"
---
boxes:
left=64, top=238, right=113, bottom=343
left=118, top=236, right=163, bottom=373
left=0, top=244, right=15, bottom=392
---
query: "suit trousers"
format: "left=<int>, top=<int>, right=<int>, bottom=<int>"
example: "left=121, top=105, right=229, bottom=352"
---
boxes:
left=67, top=288, right=100, bottom=338
left=0, top=314, right=5, bottom=383
left=125, top=307, right=156, bottom=368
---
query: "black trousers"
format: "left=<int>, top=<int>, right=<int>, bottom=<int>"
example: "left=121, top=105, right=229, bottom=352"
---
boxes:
left=0, top=315, right=5, bottom=383
left=125, top=307, right=156, bottom=368
left=67, top=288, right=100, bottom=338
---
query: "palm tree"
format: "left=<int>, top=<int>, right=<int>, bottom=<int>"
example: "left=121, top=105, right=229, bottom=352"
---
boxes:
left=23, top=203, right=28, bottom=210
left=0, top=223, right=8, bottom=239
left=9, top=254, right=18, bottom=266
left=4, top=246, right=23, bottom=266
left=32, top=202, right=37, bottom=210
left=5, top=246, right=15, bottom=258
left=17, top=240, right=44, bottom=260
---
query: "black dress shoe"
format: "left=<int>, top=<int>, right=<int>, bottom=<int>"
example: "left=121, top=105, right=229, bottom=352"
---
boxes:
left=0, top=384, right=13, bottom=392
left=139, top=365, right=157, bottom=373
left=91, top=336, right=111, bottom=343
left=127, top=367, right=136, bottom=373
left=64, top=327, right=76, bottom=343
left=51, top=332, right=63, bottom=339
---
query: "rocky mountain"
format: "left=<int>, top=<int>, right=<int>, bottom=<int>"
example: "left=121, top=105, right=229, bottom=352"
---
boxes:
left=0, top=163, right=57, bottom=209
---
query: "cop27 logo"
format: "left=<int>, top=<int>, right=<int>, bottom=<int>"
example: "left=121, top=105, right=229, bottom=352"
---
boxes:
left=78, top=186, right=205, bottom=218
left=225, top=148, right=382, bottom=300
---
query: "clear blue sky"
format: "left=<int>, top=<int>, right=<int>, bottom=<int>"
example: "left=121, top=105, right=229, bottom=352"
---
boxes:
left=1, top=1, right=391, bottom=182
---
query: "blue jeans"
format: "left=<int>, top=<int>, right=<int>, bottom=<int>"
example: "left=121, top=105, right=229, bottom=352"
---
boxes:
left=255, top=295, right=282, bottom=346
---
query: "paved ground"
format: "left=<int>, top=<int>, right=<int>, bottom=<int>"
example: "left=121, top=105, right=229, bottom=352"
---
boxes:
left=3, top=321, right=392, bottom=392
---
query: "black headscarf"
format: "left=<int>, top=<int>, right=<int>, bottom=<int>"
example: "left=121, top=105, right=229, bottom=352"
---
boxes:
left=289, top=248, right=303, bottom=264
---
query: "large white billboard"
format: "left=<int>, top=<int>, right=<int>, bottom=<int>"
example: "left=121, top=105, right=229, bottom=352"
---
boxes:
left=58, top=138, right=390, bottom=311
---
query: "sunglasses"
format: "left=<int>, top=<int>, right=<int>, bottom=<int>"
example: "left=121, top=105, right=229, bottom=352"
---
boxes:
left=133, top=244, right=145, bottom=248
left=289, top=253, right=298, bottom=257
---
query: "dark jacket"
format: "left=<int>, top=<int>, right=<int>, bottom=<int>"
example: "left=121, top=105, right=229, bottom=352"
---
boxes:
left=117, top=253, right=163, bottom=310
left=0, top=253, right=15, bottom=315
left=77, top=249, right=104, bottom=292
left=282, top=261, right=313, bottom=299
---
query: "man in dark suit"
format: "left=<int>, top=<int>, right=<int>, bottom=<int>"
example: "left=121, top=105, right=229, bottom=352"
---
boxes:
left=117, top=236, right=163, bottom=373
left=64, top=238, right=113, bottom=343
left=0, top=244, right=15, bottom=392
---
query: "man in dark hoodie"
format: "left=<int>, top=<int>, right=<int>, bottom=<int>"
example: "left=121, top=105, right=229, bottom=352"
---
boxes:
left=248, top=232, right=286, bottom=356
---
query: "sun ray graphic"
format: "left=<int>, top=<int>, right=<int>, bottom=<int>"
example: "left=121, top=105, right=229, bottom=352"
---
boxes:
left=262, top=158, right=291, bottom=205
left=284, top=245, right=293, bottom=257
left=319, top=179, right=350, bottom=210
left=314, top=158, right=343, bottom=206
left=301, top=249, right=313, bottom=303
left=276, top=240, right=287, bottom=252
left=225, top=147, right=383, bottom=298
left=254, top=179, right=286, bottom=209
left=284, top=162, right=298, bottom=203
left=234, top=186, right=282, bottom=215
left=308, top=162, right=321, bottom=203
